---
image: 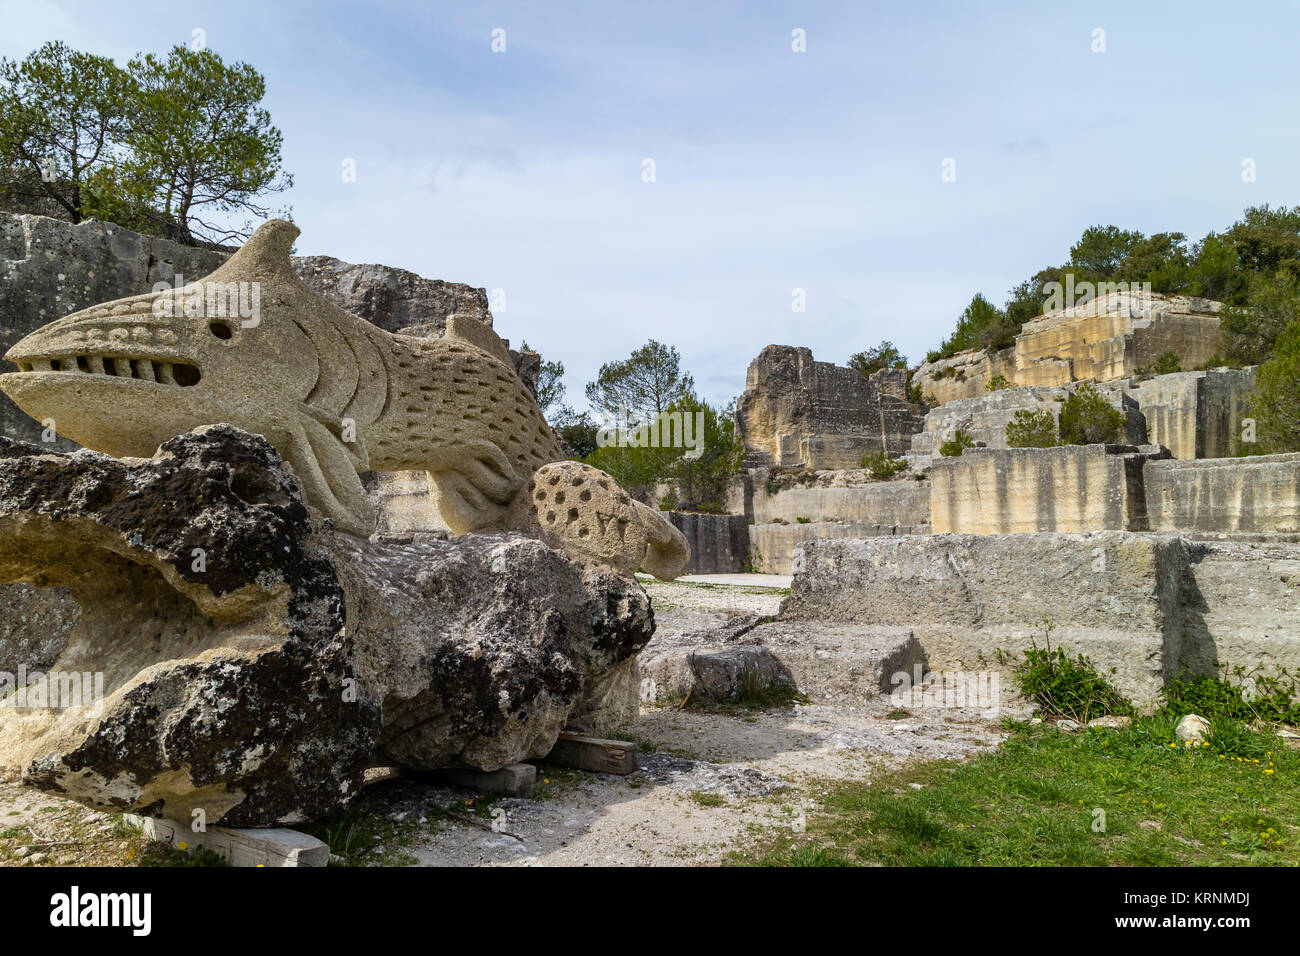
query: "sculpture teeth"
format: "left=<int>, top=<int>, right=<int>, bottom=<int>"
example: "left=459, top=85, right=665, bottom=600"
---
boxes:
left=16, top=354, right=200, bottom=387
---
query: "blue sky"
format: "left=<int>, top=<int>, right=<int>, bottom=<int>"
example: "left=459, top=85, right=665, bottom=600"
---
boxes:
left=4, top=1, right=1299, bottom=411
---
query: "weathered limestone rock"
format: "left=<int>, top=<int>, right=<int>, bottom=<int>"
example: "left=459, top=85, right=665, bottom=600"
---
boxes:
left=736, top=345, right=924, bottom=469
left=639, top=613, right=924, bottom=704
left=0, top=426, right=380, bottom=825
left=779, top=532, right=1300, bottom=709
left=911, top=382, right=1145, bottom=457
left=335, top=531, right=653, bottom=771
left=1125, top=367, right=1256, bottom=459
left=666, top=512, right=750, bottom=574
left=1179, top=539, right=1300, bottom=678
left=1, top=219, right=688, bottom=578
left=293, top=254, right=490, bottom=337
left=1144, top=454, right=1300, bottom=534
left=1174, top=714, right=1209, bottom=743
left=780, top=533, right=1192, bottom=707
left=928, top=444, right=1169, bottom=534
left=914, top=347, right=1018, bottom=406
left=916, top=292, right=1225, bottom=406
left=912, top=368, right=1256, bottom=461
left=742, top=467, right=931, bottom=574
left=1016, top=291, right=1222, bottom=385
left=751, top=520, right=929, bottom=576
left=0, top=426, right=654, bottom=822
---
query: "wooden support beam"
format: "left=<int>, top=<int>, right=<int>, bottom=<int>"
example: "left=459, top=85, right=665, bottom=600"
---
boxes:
left=425, top=763, right=536, bottom=797
left=544, top=733, right=639, bottom=775
left=125, top=815, right=330, bottom=867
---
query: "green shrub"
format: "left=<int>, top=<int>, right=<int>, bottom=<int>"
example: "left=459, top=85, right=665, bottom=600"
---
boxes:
left=795, top=516, right=811, bottom=524
left=1005, top=408, right=1058, bottom=448
left=860, top=451, right=910, bottom=479
left=985, top=375, right=1012, bottom=391
left=1161, top=669, right=1300, bottom=726
left=1003, top=620, right=1134, bottom=722
left=1058, top=383, right=1126, bottom=445
left=938, top=429, right=975, bottom=457
left=1152, top=351, right=1182, bottom=374
left=1254, top=320, right=1300, bottom=453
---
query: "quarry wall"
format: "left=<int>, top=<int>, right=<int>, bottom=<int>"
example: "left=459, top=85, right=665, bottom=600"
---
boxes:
left=928, top=444, right=1167, bottom=534
left=780, top=532, right=1300, bottom=708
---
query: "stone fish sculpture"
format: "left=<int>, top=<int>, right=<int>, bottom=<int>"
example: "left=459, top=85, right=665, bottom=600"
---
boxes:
left=0, top=220, right=688, bottom=579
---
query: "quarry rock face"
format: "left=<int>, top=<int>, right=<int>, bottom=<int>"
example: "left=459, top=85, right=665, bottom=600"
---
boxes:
left=779, top=532, right=1300, bottom=710
left=736, top=345, right=925, bottom=469
left=0, top=426, right=654, bottom=825
left=927, top=444, right=1170, bottom=534
left=779, top=533, right=1190, bottom=708
left=915, top=291, right=1225, bottom=406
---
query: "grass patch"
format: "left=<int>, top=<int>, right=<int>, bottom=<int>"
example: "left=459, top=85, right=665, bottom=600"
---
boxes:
left=735, top=719, right=1300, bottom=866
left=690, top=792, right=726, bottom=808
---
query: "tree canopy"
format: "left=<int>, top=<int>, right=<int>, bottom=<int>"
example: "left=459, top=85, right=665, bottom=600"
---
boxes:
left=848, top=341, right=906, bottom=378
left=927, top=205, right=1300, bottom=372
left=584, top=339, right=695, bottom=422
left=0, top=41, right=290, bottom=245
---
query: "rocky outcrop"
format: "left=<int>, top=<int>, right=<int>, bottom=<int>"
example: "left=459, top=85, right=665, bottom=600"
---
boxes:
left=916, top=292, right=1225, bottom=406
left=294, top=255, right=490, bottom=336
left=0, top=426, right=653, bottom=825
left=736, top=345, right=924, bottom=469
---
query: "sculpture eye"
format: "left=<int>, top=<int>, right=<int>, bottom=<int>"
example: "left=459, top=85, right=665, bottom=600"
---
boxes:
left=209, top=321, right=234, bottom=340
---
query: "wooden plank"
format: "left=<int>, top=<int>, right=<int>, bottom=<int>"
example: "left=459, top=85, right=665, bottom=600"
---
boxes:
left=426, top=763, right=536, bottom=797
left=125, top=815, right=330, bottom=867
left=544, top=733, right=638, bottom=775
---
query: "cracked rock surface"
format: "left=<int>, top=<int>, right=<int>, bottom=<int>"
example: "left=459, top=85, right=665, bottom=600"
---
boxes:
left=0, top=426, right=653, bottom=825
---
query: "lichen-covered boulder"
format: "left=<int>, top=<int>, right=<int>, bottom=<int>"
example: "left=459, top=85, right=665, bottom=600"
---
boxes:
left=0, top=425, right=654, bottom=825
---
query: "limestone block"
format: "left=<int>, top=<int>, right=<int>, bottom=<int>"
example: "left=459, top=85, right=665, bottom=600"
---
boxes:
left=667, top=512, right=750, bottom=574
left=1144, top=454, right=1300, bottom=533
left=928, top=444, right=1168, bottom=534
left=779, top=533, right=1193, bottom=708
left=1126, top=367, right=1257, bottom=459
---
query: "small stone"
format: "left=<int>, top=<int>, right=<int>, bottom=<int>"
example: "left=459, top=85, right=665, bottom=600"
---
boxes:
left=1057, top=719, right=1082, bottom=732
left=1087, top=715, right=1131, bottom=729
left=1175, top=714, right=1210, bottom=743
left=13, top=846, right=28, bottom=858
left=27, top=851, right=47, bottom=864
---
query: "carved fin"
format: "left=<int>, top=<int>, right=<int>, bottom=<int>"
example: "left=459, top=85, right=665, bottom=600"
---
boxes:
left=427, top=440, right=524, bottom=535
left=446, top=313, right=514, bottom=367
left=282, top=415, right=375, bottom=536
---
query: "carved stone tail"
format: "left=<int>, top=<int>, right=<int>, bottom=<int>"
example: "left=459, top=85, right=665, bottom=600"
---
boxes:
left=505, top=461, right=690, bottom=579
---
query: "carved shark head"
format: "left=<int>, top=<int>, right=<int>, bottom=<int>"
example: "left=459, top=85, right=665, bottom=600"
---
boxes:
left=1, top=220, right=386, bottom=534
